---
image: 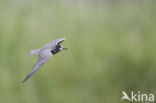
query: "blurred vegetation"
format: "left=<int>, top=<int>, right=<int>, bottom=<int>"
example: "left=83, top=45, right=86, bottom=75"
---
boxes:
left=0, top=0, right=156, bottom=103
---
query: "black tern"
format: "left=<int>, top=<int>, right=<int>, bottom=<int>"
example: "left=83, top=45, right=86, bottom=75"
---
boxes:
left=23, top=38, right=67, bottom=83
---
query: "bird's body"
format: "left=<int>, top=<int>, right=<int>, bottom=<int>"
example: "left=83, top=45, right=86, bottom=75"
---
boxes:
left=23, top=38, right=67, bottom=83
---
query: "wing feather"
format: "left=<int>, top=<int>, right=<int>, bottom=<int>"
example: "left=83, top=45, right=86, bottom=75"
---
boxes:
left=23, top=51, right=51, bottom=83
left=42, top=38, right=66, bottom=50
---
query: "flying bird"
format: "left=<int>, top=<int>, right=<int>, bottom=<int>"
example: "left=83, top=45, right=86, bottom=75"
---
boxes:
left=23, top=38, right=68, bottom=83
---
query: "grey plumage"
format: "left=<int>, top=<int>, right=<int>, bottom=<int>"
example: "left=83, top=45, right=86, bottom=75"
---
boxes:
left=23, top=38, right=67, bottom=83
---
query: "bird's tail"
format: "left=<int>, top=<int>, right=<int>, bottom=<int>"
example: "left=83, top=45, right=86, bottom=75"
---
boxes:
left=30, top=49, right=40, bottom=55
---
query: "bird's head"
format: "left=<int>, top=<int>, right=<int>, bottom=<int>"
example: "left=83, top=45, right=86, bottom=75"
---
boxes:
left=51, top=44, right=68, bottom=54
left=58, top=45, right=68, bottom=51
left=51, top=38, right=68, bottom=55
left=57, top=38, right=68, bottom=51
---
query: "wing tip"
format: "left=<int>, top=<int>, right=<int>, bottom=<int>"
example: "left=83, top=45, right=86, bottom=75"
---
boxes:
left=60, top=37, right=66, bottom=41
left=57, top=37, right=66, bottom=45
left=22, top=80, right=26, bottom=83
left=22, top=74, right=32, bottom=83
left=22, top=78, right=27, bottom=83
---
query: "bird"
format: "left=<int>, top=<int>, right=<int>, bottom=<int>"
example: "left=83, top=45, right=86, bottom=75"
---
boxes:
left=23, top=38, right=68, bottom=83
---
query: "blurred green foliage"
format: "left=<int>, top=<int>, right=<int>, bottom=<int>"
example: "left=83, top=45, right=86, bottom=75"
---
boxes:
left=0, top=0, right=156, bottom=103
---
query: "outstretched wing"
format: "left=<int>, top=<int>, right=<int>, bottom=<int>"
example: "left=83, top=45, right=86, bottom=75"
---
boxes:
left=23, top=51, right=51, bottom=83
left=42, top=38, right=66, bottom=50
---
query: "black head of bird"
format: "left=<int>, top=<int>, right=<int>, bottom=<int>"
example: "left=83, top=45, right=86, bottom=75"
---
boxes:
left=51, top=44, right=68, bottom=54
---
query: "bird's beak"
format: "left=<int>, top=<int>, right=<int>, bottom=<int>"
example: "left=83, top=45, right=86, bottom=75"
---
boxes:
left=63, top=48, right=68, bottom=50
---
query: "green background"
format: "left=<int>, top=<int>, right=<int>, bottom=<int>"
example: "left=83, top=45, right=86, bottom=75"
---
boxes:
left=0, top=0, right=156, bottom=103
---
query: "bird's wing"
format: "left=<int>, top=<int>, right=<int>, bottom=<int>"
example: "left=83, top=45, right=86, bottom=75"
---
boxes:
left=23, top=50, right=52, bottom=83
left=42, top=38, right=66, bottom=50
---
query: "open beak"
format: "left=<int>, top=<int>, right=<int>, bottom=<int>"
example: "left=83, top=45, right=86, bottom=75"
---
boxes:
left=63, top=48, right=68, bottom=50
